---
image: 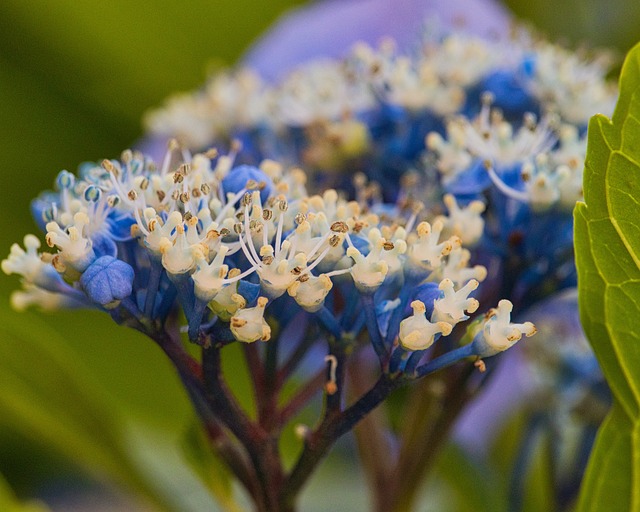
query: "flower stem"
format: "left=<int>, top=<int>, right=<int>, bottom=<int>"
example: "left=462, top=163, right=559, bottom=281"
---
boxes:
left=203, top=344, right=287, bottom=512
left=281, top=374, right=403, bottom=510
left=361, top=293, right=389, bottom=366
left=144, top=257, right=163, bottom=318
left=145, top=327, right=257, bottom=501
left=414, top=343, right=475, bottom=378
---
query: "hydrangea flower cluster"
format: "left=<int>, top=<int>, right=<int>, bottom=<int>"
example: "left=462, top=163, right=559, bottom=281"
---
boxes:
left=4, top=143, right=531, bottom=357
left=3, top=21, right=616, bottom=512
left=144, top=26, right=615, bottom=317
left=146, top=30, right=614, bottom=179
left=4, top=138, right=537, bottom=509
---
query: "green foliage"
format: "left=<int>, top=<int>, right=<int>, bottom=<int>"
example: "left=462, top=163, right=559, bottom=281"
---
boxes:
left=0, top=472, right=49, bottom=512
left=574, top=41, right=640, bottom=511
left=503, top=0, right=640, bottom=54
left=0, top=0, right=302, bottom=506
left=0, top=309, right=239, bottom=511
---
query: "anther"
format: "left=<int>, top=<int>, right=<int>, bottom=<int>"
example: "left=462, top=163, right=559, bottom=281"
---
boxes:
left=481, top=91, right=495, bottom=106
left=233, top=223, right=243, bottom=234
left=474, top=359, right=486, bottom=372
left=51, top=254, right=66, bottom=273
left=200, top=183, right=211, bottom=195
left=263, top=209, right=273, bottom=221
left=157, top=190, right=166, bottom=202
left=230, top=139, right=242, bottom=152
left=329, top=235, right=341, bottom=247
left=523, top=112, right=537, bottom=130
left=241, top=192, right=252, bottom=207
left=101, top=159, right=116, bottom=174
left=128, top=190, right=138, bottom=201
left=330, top=221, right=349, bottom=233
left=383, top=241, right=395, bottom=251
left=179, top=192, right=190, bottom=203
left=324, top=355, right=338, bottom=395
left=84, top=185, right=101, bottom=203
left=121, top=149, right=133, bottom=163
left=353, top=173, right=367, bottom=187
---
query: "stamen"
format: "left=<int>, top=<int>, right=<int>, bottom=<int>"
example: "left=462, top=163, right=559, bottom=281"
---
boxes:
left=324, top=354, right=338, bottom=395
left=484, top=162, right=529, bottom=202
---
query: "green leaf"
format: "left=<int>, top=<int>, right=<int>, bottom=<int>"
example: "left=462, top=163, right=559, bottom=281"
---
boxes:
left=436, top=443, right=505, bottom=512
left=574, top=41, right=640, bottom=511
left=0, top=472, right=49, bottom=512
left=0, top=309, right=233, bottom=512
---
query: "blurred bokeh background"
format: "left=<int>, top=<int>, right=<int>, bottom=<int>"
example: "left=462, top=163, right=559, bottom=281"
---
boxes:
left=0, top=0, right=638, bottom=510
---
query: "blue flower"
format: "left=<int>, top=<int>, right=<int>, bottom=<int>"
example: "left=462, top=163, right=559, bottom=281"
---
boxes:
left=80, top=255, right=135, bottom=307
left=222, top=164, right=274, bottom=203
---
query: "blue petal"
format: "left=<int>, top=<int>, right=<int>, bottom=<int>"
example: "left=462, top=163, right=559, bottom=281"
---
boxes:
left=444, top=160, right=491, bottom=197
left=91, top=233, right=118, bottom=259
left=464, top=71, right=540, bottom=121
left=105, top=212, right=136, bottom=241
left=376, top=299, right=399, bottom=337
left=237, top=279, right=261, bottom=306
left=406, top=282, right=441, bottom=317
left=348, top=234, right=371, bottom=256
left=30, top=192, right=61, bottom=232
left=222, top=165, right=274, bottom=203
left=243, top=0, right=511, bottom=82
left=80, top=256, right=135, bottom=306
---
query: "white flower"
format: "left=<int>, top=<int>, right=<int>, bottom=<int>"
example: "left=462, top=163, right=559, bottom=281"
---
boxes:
left=347, top=237, right=389, bottom=293
left=407, top=220, right=459, bottom=272
left=45, top=211, right=95, bottom=273
left=230, top=296, right=271, bottom=343
left=288, top=273, right=333, bottom=312
left=475, top=299, right=537, bottom=356
left=432, top=278, right=480, bottom=326
left=435, top=194, right=485, bottom=247
left=399, top=300, right=453, bottom=351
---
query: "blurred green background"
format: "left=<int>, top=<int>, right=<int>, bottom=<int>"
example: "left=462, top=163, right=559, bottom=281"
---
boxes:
left=0, top=0, right=638, bottom=510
